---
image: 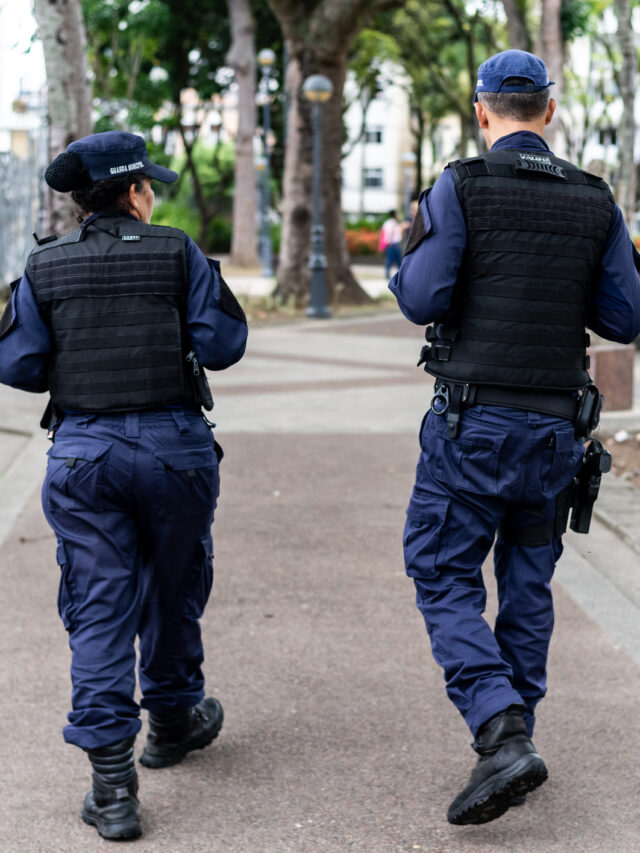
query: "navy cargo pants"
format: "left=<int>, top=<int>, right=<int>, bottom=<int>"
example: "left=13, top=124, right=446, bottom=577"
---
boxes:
left=404, top=404, right=584, bottom=737
left=42, top=408, right=220, bottom=751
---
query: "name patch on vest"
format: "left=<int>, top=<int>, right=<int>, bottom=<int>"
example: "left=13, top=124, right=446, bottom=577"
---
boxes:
left=515, top=153, right=566, bottom=180
left=121, top=235, right=141, bottom=241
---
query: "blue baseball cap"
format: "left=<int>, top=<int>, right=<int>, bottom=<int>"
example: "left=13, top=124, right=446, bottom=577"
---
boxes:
left=474, top=50, right=554, bottom=103
left=66, top=131, right=178, bottom=183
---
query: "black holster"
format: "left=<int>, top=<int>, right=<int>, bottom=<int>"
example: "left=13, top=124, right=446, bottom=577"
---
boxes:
left=186, top=351, right=214, bottom=412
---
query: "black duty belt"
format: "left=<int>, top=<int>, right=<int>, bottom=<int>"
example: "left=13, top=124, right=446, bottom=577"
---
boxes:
left=469, top=385, right=577, bottom=420
left=431, top=382, right=579, bottom=439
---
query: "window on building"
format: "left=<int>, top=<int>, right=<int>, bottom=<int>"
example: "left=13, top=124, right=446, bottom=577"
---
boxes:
left=364, top=126, right=383, bottom=144
left=363, top=168, right=384, bottom=187
left=599, top=128, right=617, bottom=147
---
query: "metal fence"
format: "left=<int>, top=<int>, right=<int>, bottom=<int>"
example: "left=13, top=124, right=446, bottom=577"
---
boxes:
left=0, top=152, right=43, bottom=293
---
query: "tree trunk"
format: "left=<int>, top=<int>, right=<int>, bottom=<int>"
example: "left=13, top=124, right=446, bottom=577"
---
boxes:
left=179, top=121, right=212, bottom=251
left=34, top=0, right=93, bottom=235
left=225, top=0, right=259, bottom=267
left=267, top=0, right=410, bottom=307
left=613, top=0, right=636, bottom=227
left=274, top=44, right=371, bottom=307
left=412, top=106, right=424, bottom=195
left=535, top=0, right=565, bottom=152
left=501, top=0, right=531, bottom=51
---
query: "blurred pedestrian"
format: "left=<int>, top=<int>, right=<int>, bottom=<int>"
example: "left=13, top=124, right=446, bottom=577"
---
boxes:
left=379, top=209, right=403, bottom=278
left=0, top=131, right=248, bottom=840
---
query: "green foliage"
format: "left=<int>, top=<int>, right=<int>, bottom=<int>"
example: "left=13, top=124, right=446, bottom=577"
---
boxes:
left=270, top=221, right=281, bottom=254
left=345, top=214, right=387, bottom=231
left=152, top=141, right=235, bottom=248
left=207, top=217, right=232, bottom=253
left=349, top=29, right=401, bottom=94
left=181, top=141, right=235, bottom=209
left=561, top=0, right=602, bottom=41
left=152, top=200, right=200, bottom=239
left=81, top=0, right=172, bottom=128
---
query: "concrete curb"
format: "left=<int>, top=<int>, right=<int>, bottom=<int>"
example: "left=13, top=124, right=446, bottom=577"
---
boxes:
left=593, top=472, right=640, bottom=559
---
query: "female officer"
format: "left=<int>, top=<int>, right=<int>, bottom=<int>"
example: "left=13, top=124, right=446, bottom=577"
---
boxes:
left=0, top=131, right=248, bottom=840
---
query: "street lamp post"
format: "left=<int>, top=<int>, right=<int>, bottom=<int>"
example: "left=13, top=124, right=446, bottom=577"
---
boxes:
left=302, top=74, right=333, bottom=319
left=254, top=155, right=267, bottom=260
left=257, top=48, right=276, bottom=277
left=401, top=151, right=417, bottom=219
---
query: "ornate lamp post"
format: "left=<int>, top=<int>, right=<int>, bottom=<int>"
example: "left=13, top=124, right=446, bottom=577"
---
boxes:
left=402, top=151, right=417, bottom=219
left=257, top=48, right=276, bottom=277
left=302, top=74, right=333, bottom=319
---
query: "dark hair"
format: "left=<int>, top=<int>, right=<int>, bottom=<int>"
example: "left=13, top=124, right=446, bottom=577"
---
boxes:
left=389, top=210, right=397, bottom=218
left=71, top=173, right=147, bottom=217
left=478, top=77, right=550, bottom=121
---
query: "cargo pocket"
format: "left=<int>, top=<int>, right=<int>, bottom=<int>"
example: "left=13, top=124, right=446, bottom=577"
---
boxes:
left=56, top=542, right=76, bottom=632
left=155, top=445, right=219, bottom=518
left=183, top=533, right=214, bottom=622
left=434, top=413, right=509, bottom=496
left=403, top=496, right=448, bottom=580
left=45, top=437, right=112, bottom=512
left=541, top=426, right=584, bottom=497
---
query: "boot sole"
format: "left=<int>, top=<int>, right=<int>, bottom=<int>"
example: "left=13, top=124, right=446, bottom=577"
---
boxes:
left=82, top=810, right=142, bottom=840
left=139, top=705, right=224, bottom=769
left=448, top=753, right=548, bottom=825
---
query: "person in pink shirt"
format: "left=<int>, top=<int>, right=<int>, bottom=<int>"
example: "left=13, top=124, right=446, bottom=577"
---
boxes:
left=379, top=210, right=403, bottom=278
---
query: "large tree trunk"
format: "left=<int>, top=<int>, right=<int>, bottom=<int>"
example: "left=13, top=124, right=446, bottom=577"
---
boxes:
left=225, top=0, right=258, bottom=267
left=34, top=0, right=92, bottom=235
left=535, top=0, right=565, bottom=152
left=274, top=44, right=370, bottom=307
left=614, top=0, right=637, bottom=227
left=268, top=0, right=407, bottom=307
left=501, top=0, right=531, bottom=51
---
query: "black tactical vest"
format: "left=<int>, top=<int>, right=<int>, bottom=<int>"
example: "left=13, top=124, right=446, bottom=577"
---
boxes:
left=422, top=149, right=614, bottom=391
left=27, top=216, right=198, bottom=412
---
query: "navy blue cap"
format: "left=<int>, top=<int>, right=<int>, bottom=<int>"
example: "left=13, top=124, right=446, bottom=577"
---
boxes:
left=66, top=131, right=178, bottom=183
left=474, top=50, right=554, bottom=103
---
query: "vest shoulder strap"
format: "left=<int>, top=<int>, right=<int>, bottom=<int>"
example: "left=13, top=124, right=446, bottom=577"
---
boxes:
left=448, top=150, right=610, bottom=190
left=88, top=217, right=185, bottom=242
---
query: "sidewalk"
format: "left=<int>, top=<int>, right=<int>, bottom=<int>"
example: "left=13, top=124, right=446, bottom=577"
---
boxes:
left=1, top=309, right=640, bottom=852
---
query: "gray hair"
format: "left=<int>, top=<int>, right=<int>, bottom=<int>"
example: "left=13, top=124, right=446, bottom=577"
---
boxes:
left=478, top=77, right=550, bottom=121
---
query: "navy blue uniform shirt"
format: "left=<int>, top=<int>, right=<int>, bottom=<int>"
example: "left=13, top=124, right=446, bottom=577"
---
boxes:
left=390, top=130, right=640, bottom=344
left=0, top=217, right=248, bottom=393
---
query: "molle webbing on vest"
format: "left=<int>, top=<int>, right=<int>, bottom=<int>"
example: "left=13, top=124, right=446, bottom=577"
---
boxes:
left=27, top=217, right=196, bottom=412
left=28, top=253, right=185, bottom=301
left=423, top=150, right=613, bottom=391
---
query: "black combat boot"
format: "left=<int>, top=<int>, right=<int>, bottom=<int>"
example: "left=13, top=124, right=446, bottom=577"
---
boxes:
left=139, top=696, right=224, bottom=769
left=447, top=705, right=547, bottom=825
left=82, top=737, right=141, bottom=840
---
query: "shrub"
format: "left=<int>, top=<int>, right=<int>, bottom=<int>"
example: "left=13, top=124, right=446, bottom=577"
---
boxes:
left=152, top=201, right=200, bottom=240
left=345, top=228, right=381, bottom=256
left=207, top=217, right=232, bottom=253
left=345, top=214, right=387, bottom=232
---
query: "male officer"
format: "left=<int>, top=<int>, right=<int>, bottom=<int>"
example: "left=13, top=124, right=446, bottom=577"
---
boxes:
left=390, top=50, right=640, bottom=825
left=0, top=131, right=248, bottom=840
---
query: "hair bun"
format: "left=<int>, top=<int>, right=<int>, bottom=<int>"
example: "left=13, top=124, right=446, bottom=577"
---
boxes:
left=44, top=151, right=92, bottom=192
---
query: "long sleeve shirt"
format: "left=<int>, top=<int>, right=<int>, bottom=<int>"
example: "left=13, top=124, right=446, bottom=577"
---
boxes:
left=0, top=218, right=247, bottom=393
left=389, top=130, right=640, bottom=345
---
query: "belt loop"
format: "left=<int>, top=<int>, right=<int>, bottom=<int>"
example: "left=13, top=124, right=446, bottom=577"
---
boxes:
left=171, top=409, right=190, bottom=435
left=125, top=412, right=140, bottom=438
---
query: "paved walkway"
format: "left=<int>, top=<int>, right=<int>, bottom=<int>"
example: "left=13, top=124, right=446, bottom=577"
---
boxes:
left=1, top=308, right=640, bottom=852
